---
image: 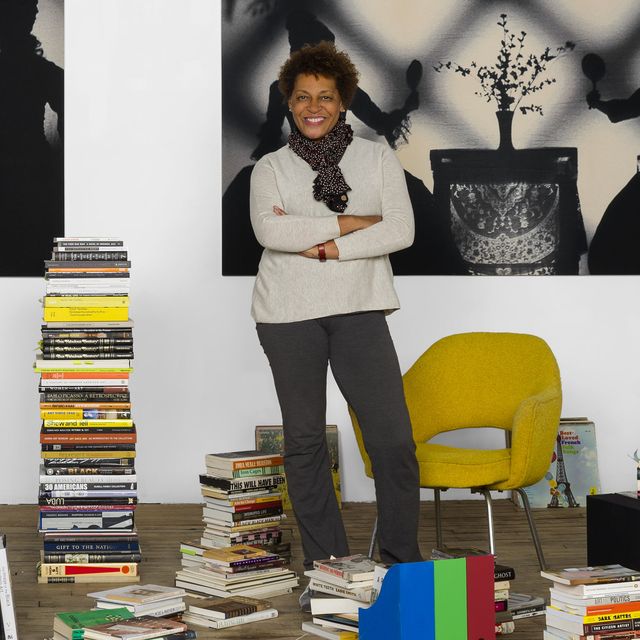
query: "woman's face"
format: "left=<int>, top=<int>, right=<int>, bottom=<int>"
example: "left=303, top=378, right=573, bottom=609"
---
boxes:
left=288, top=73, right=344, bottom=140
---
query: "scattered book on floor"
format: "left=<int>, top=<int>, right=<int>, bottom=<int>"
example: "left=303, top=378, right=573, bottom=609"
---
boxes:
left=87, top=584, right=186, bottom=617
left=313, top=554, right=378, bottom=582
left=540, top=564, right=640, bottom=586
left=301, top=620, right=358, bottom=639
left=0, top=534, right=18, bottom=640
left=184, top=594, right=272, bottom=619
left=507, top=592, right=546, bottom=618
left=53, top=607, right=133, bottom=640
left=82, top=615, right=187, bottom=640
left=181, top=606, right=278, bottom=629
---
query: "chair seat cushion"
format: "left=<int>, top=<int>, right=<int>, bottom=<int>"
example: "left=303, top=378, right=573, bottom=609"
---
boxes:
left=416, top=443, right=511, bottom=488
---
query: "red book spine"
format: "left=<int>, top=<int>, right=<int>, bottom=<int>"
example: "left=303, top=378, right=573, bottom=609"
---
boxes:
left=466, top=554, right=496, bottom=640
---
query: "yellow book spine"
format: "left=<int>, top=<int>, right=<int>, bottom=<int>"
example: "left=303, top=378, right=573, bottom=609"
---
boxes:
left=42, top=419, right=134, bottom=428
left=41, top=451, right=136, bottom=458
left=583, top=610, right=640, bottom=624
left=43, top=307, right=129, bottom=322
left=44, top=296, right=129, bottom=308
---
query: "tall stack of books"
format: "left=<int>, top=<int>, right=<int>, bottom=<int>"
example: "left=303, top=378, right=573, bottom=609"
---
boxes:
left=303, top=554, right=379, bottom=637
left=175, top=449, right=297, bottom=598
left=34, top=237, right=140, bottom=584
left=432, top=546, right=517, bottom=635
left=541, top=563, right=640, bottom=639
left=197, top=450, right=288, bottom=551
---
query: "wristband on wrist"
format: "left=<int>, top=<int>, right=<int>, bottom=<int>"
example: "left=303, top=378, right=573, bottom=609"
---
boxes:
left=317, top=243, right=327, bottom=262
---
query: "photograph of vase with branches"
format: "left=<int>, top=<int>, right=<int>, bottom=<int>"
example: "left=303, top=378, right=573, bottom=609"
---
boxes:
left=430, top=13, right=586, bottom=275
left=221, top=1, right=640, bottom=276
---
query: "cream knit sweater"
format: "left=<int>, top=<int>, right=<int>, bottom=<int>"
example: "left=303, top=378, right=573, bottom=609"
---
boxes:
left=250, top=136, right=414, bottom=323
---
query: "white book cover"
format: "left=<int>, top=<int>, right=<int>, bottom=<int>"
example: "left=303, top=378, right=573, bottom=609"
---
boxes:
left=0, top=534, right=18, bottom=640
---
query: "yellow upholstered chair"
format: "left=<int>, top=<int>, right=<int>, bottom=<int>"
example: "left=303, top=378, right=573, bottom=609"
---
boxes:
left=349, top=332, right=562, bottom=570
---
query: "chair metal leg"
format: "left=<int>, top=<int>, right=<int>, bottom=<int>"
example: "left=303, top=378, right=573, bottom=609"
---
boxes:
left=368, top=516, right=378, bottom=559
left=434, top=488, right=443, bottom=549
left=475, top=488, right=496, bottom=556
left=515, top=487, right=547, bottom=570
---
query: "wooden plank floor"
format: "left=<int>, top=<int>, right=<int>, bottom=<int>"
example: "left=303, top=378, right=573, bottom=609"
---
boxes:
left=1, top=500, right=587, bottom=639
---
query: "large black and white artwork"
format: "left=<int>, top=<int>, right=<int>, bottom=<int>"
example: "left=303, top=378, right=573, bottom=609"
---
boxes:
left=222, top=0, right=640, bottom=275
left=0, top=0, right=63, bottom=277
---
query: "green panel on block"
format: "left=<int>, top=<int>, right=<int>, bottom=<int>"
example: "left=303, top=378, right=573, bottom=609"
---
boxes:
left=433, top=558, right=467, bottom=640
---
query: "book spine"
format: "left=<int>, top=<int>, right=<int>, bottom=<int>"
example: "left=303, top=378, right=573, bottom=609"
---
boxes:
left=38, top=574, right=140, bottom=584
left=43, top=419, right=133, bottom=427
left=41, top=392, right=131, bottom=401
left=44, top=542, right=139, bottom=553
left=228, top=456, right=284, bottom=470
left=580, top=618, right=640, bottom=634
left=44, top=296, right=129, bottom=307
left=43, top=552, right=142, bottom=563
left=43, top=458, right=135, bottom=467
left=38, top=562, right=138, bottom=577
left=206, top=465, right=285, bottom=478
left=210, top=609, right=278, bottom=628
left=41, top=451, right=136, bottom=459
left=44, top=460, right=136, bottom=477
left=309, top=579, right=372, bottom=602
left=40, top=482, right=137, bottom=491
left=43, top=307, right=129, bottom=322
left=41, top=443, right=136, bottom=451
left=199, top=474, right=285, bottom=491
left=51, top=251, right=128, bottom=260
left=0, top=537, right=18, bottom=640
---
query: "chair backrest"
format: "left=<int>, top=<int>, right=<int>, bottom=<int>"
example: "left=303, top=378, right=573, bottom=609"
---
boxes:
left=404, top=332, right=561, bottom=443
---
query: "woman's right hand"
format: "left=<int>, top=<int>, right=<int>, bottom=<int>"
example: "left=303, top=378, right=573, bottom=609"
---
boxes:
left=338, top=215, right=382, bottom=236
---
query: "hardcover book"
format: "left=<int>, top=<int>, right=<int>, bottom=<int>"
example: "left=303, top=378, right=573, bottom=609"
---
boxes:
left=83, top=615, right=187, bottom=640
left=255, top=424, right=341, bottom=509
left=87, top=584, right=185, bottom=605
left=313, top=555, right=378, bottom=582
left=186, top=594, right=272, bottom=619
left=520, top=417, right=601, bottom=508
left=54, top=608, right=134, bottom=640
left=541, top=565, right=640, bottom=586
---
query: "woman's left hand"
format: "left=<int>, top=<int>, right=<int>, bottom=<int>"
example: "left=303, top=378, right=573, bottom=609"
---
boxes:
left=299, top=240, right=339, bottom=260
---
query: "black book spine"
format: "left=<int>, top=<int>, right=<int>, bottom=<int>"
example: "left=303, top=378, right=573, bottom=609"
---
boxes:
left=39, top=386, right=129, bottom=394
left=42, top=427, right=134, bottom=434
left=231, top=506, right=284, bottom=522
left=42, top=466, right=136, bottom=475
left=42, top=353, right=135, bottom=360
left=43, top=338, right=133, bottom=346
left=41, top=443, right=136, bottom=452
left=40, top=392, right=131, bottom=402
left=43, top=458, right=135, bottom=467
left=39, top=496, right=138, bottom=506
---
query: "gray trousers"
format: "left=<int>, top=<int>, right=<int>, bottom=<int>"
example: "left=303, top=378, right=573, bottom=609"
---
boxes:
left=256, top=311, right=422, bottom=568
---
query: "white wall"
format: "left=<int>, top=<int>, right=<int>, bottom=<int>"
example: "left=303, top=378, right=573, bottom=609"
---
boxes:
left=1, top=0, right=638, bottom=504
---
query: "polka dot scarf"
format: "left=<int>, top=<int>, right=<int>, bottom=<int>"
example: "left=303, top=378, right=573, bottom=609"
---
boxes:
left=288, top=117, right=353, bottom=213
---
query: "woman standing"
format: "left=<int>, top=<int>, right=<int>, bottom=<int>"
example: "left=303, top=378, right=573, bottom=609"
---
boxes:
left=250, top=42, right=422, bottom=595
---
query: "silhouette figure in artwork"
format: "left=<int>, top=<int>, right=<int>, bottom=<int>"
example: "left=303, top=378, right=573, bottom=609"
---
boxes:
left=0, top=0, right=64, bottom=276
left=223, top=9, right=442, bottom=275
left=583, top=53, right=640, bottom=274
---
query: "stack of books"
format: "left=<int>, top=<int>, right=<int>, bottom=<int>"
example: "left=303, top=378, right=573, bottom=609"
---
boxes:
left=175, top=543, right=298, bottom=599
left=53, top=607, right=195, bottom=640
left=181, top=594, right=278, bottom=630
left=34, top=237, right=140, bottom=584
left=197, top=450, right=287, bottom=551
left=86, top=584, right=187, bottom=618
left=541, top=563, right=640, bottom=639
left=303, top=554, right=380, bottom=637
left=432, top=546, right=518, bottom=635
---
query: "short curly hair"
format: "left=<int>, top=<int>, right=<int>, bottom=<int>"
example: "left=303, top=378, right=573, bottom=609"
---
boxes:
left=278, top=41, right=359, bottom=108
